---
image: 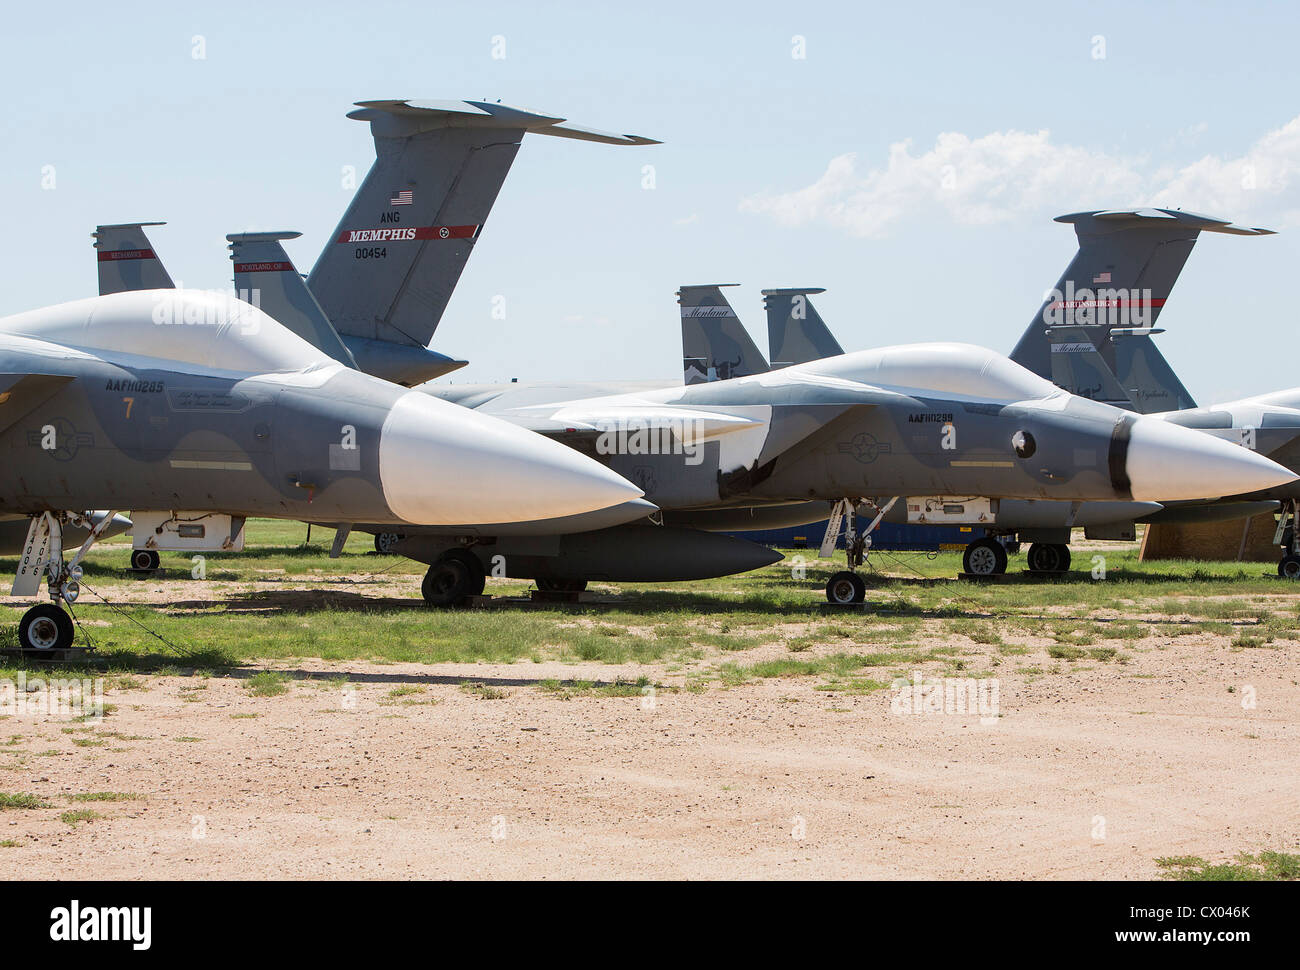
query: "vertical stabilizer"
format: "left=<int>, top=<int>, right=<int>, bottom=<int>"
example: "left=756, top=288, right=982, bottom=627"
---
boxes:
left=307, top=99, right=658, bottom=383
left=679, top=284, right=770, bottom=384
left=763, top=287, right=842, bottom=367
left=93, top=222, right=173, bottom=295
left=1010, top=208, right=1271, bottom=411
left=227, top=232, right=357, bottom=368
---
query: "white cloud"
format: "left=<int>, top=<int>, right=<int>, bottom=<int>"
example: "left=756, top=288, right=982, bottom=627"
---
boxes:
left=740, top=116, right=1300, bottom=237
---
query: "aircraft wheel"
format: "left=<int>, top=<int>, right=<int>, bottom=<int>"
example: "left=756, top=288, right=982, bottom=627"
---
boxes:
left=825, top=570, right=866, bottom=605
left=374, top=532, right=404, bottom=555
left=1027, top=543, right=1071, bottom=573
left=536, top=578, right=588, bottom=594
left=18, top=604, right=74, bottom=651
left=963, top=538, right=1007, bottom=576
left=421, top=551, right=485, bottom=606
left=130, top=549, right=160, bottom=572
left=1278, top=554, right=1300, bottom=579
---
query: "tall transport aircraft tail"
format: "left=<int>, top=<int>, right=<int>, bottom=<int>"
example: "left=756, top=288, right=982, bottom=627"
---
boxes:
left=679, top=284, right=770, bottom=384
left=763, top=287, right=843, bottom=368
left=1010, top=208, right=1273, bottom=413
left=93, top=223, right=173, bottom=295
left=307, top=99, right=659, bottom=386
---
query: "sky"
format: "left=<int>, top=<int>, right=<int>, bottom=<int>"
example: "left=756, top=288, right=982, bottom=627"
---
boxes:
left=3, top=0, right=1299, bottom=403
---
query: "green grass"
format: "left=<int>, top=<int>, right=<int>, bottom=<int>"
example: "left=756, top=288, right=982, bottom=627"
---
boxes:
left=1, top=520, right=1297, bottom=673
left=67, top=792, right=143, bottom=802
left=460, top=681, right=509, bottom=700
left=58, top=809, right=102, bottom=827
left=0, top=792, right=50, bottom=810
left=537, top=677, right=653, bottom=699
left=246, top=671, right=289, bottom=697
left=1156, top=851, right=1300, bottom=881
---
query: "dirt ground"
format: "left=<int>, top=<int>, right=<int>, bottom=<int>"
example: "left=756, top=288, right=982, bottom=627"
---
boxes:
left=3, top=632, right=1296, bottom=879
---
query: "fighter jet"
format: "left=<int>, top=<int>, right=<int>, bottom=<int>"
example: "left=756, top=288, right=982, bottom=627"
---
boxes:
left=0, top=288, right=645, bottom=650
left=765, top=209, right=1300, bottom=577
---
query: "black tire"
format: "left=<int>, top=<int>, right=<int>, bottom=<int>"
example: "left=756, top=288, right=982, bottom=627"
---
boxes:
left=1278, top=554, right=1300, bottom=579
left=963, top=538, right=1007, bottom=576
left=536, top=578, right=588, bottom=594
left=421, top=551, right=485, bottom=606
left=1026, top=543, right=1071, bottom=573
left=447, top=550, right=486, bottom=597
left=18, top=604, right=74, bottom=651
left=130, top=549, right=160, bottom=572
left=373, top=532, right=404, bottom=555
left=825, top=570, right=866, bottom=605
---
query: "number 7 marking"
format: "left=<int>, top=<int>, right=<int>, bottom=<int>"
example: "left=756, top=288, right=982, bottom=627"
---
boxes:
left=123, top=396, right=134, bottom=419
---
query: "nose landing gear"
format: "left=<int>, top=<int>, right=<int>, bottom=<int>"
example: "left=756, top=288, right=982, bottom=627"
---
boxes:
left=12, top=511, right=120, bottom=654
left=1276, top=501, right=1300, bottom=579
left=820, top=497, right=898, bottom=604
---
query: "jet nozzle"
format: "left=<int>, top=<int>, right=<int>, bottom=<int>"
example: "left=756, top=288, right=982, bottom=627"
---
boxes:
left=1121, top=415, right=1298, bottom=501
left=378, top=392, right=645, bottom=526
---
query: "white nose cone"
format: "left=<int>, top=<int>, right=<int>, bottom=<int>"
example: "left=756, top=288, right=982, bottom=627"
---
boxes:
left=379, top=392, right=645, bottom=525
left=1126, top=417, right=1298, bottom=501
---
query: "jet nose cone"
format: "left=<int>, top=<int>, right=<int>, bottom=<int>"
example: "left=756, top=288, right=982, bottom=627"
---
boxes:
left=379, top=392, right=644, bottom=525
left=1124, top=416, right=1298, bottom=501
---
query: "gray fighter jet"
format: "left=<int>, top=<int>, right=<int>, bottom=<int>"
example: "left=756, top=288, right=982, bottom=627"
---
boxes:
left=423, top=336, right=1292, bottom=601
left=765, top=208, right=1300, bottom=577
left=0, top=288, right=645, bottom=650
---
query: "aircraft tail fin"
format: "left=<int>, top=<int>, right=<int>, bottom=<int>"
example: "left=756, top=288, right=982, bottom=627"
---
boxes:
left=1111, top=329, right=1199, bottom=412
left=227, top=232, right=358, bottom=368
left=1047, top=325, right=1139, bottom=408
left=93, top=222, right=173, bottom=294
left=1010, top=208, right=1272, bottom=396
left=307, top=99, right=658, bottom=382
left=679, top=284, right=770, bottom=384
left=763, top=287, right=843, bottom=367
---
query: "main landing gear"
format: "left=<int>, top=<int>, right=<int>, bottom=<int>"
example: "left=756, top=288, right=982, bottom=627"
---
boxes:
left=961, top=537, right=1008, bottom=577
left=373, top=532, right=405, bottom=555
left=129, top=549, right=160, bottom=572
left=960, top=537, right=1071, bottom=576
left=420, top=549, right=486, bottom=607
left=1025, top=542, right=1071, bottom=574
left=821, top=497, right=898, bottom=604
left=1275, top=500, right=1300, bottom=579
left=14, top=511, right=120, bottom=652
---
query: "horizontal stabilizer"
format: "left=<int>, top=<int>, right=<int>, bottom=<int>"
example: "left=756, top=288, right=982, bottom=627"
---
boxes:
left=93, top=222, right=173, bottom=295
left=347, top=99, right=661, bottom=145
